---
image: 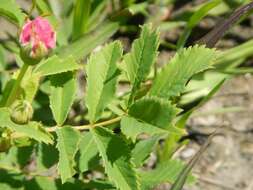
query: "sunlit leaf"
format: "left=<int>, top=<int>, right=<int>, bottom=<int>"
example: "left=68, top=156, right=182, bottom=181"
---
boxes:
left=78, top=132, right=99, bottom=173
left=91, top=127, right=140, bottom=190
left=129, top=97, right=180, bottom=129
left=56, top=126, right=80, bottom=183
left=49, top=72, right=77, bottom=126
left=122, top=24, right=159, bottom=103
left=132, top=136, right=160, bottom=167
left=34, top=55, right=81, bottom=76
left=150, top=45, right=216, bottom=99
left=21, top=69, right=40, bottom=103
left=121, top=116, right=182, bottom=142
left=86, top=41, right=123, bottom=123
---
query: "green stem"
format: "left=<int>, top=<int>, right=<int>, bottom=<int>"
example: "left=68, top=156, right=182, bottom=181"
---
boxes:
left=47, top=116, right=122, bottom=132
left=5, top=64, right=29, bottom=107
left=11, top=116, right=122, bottom=138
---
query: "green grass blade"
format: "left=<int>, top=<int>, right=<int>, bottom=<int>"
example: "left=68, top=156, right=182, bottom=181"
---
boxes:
left=177, top=78, right=226, bottom=128
left=177, top=0, right=221, bottom=49
left=0, top=0, right=25, bottom=26
left=170, top=132, right=216, bottom=190
left=72, top=0, right=91, bottom=40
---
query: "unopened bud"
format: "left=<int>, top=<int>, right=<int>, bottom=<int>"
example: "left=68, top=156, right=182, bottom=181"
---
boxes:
left=10, top=100, right=33, bottom=124
left=19, top=17, right=56, bottom=65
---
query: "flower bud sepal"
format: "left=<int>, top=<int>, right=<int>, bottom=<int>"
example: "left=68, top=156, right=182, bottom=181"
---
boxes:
left=19, top=43, right=46, bottom=66
left=10, top=100, right=34, bottom=125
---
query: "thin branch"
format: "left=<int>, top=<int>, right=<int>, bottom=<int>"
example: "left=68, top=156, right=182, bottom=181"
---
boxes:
left=46, top=116, right=122, bottom=132
left=11, top=116, right=122, bottom=139
left=76, top=116, right=122, bottom=130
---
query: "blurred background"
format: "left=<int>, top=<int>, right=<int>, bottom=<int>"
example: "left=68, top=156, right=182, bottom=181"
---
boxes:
left=1, top=0, right=253, bottom=189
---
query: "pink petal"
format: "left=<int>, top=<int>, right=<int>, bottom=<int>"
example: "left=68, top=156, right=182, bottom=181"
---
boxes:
left=20, top=20, right=33, bottom=45
left=33, top=17, right=56, bottom=49
left=19, top=16, right=56, bottom=56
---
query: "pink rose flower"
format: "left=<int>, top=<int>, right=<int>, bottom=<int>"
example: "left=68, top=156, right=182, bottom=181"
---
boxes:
left=20, top=17, right=56, bottom=62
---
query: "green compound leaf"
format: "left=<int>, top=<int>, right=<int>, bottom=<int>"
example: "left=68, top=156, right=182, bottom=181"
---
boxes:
left=91, top=126, right=140, bottom=190
left=131, top=136, right=160, bottom=167
left=150, top=45, right=216, bottom=99
left=139, top=159, right=195, bottom=190
left=123, top=24, right=159, bottom=103
left=122, top=96, right=181, bottom=142
left=0, top=0, right=26, bottom=26
left=0, top=108, right=53, bottom=144
left=121, top=116, right=182, bottom=142
left=56, top=126, right=80, bottom=183
left=78, top=132, right=99, bottom=173
left=129, top=97, right=180, bottom=129
left=10, top=122, right=53, bottom=144
left=86, top=41, right=123, bottom=123
left=34, top=55, right=81, bottom=76
left=49, top=72, right=77, bottom=126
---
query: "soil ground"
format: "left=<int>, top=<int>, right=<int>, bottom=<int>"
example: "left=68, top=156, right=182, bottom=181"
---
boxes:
left=154, top=69, right=253, bottom=190
left=186, top=75, right=253, bottom=190
left=1, top=1, right=253, bottom=190
left=153, top=0, right=253, bottom=188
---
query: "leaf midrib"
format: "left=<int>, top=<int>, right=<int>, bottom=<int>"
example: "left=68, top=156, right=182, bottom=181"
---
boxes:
left=132, top=31, right=150, bottom=88
left=92, top=44, right=117, bottom=122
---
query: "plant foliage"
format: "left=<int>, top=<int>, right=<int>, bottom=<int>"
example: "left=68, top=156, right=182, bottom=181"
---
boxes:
left=0, top=0, right=252, bottom=189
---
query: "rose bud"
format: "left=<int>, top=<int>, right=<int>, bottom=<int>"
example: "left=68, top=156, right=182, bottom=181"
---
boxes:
left=19, top=17, right=56, bottom=65
left=10, top=100, right=34, bottom=124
